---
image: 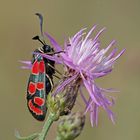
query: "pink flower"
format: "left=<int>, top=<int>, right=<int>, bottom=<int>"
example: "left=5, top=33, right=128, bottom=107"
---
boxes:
left=21, top=25, right=125, bottom=126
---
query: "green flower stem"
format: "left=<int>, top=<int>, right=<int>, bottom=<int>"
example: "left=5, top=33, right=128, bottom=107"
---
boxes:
left=38, top=113, right=54, bottom=140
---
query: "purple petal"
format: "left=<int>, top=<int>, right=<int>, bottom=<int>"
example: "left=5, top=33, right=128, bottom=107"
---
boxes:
left=79, top=86, right=88, bottom=105
left=112, top=48, right=126, bottom=62
left=107, top=48, right=118, bottom=60
left=20, top=66, right=31, bottom=69
left=103, top=104, right=115, bottom=124
left=61, top=54, right=73, bottom=62
left=94, top=84, right=113, bottom=106
left=82, top=76, right=100, bottom=106
left=72, top=28, right=86, bottom=42
left=19, top=60, right=32, bottom=65
left=105, top=40, right=116, bottom=53
left=84, top=98, right=93, bottom=114
left=63, top=59, right=77, bottom=70
left=94, top=104, right=99, bottom=126
left=33, top=52, right=62, bottom=64
left=105, top=48, right=125, bottom=65
left=90, top=105, right=94, bottom=127
left=45, top=32, right=62, bottom=52
left=81, top=25, right=97, bottom=47
left=52, top=73, right=79, bottom=96
left=19, top=60, right=32, bottom=70
left=93, top=69, right=112, bottom=78
left=93, top=27, right=106, bottom=42
left=89, top=103, right=99, bottom=127
left=100, top=88, right=120, bottom=93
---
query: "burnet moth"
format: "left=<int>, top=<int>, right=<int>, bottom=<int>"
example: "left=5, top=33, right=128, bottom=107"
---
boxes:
left=27, top=13, right=55, bottom=121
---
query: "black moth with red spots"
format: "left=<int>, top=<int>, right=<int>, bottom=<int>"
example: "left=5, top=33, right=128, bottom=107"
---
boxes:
left=27, top=36, right=55, bottom=121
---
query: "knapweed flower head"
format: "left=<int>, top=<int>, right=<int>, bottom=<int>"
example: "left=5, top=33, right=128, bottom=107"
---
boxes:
left=21, top=25, right=125, bottom=127
left=43, top=25, right=125, bottom=126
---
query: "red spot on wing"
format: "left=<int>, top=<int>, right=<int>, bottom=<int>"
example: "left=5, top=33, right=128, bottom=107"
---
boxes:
left=34, top=97, right=44, bottom=106
left=34, top=107, right=43, bottom=115
left=28, top=100, right=43, bottom=115
left=37, top=82, right=44, bottom=90
left=39, top=60, right=45, bottom=73
left=28, top=82, right=36, bottom=95
left=28, top=100, right=34, bottom=111
left=32, top=61, right=39, bottom=75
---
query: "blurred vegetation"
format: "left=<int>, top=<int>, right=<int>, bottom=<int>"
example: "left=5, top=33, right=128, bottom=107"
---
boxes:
left=0, top=0, right=140, bottom=140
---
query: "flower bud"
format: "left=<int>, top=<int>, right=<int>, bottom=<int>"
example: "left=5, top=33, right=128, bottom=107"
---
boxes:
left=56, top=112, right=85, bottom=140
left=47, top=79, right=80, bottom=121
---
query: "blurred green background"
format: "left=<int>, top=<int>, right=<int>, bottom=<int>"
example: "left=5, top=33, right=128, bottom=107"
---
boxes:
left=0, top=0, right=140, bottom=140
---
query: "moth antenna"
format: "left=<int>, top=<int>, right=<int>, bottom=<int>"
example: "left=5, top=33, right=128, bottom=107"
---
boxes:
left=35, top=13, right=43, bottom=36
left=35, top=13, right=46, bottom=44
left=32, top=36, right=45, bottom=45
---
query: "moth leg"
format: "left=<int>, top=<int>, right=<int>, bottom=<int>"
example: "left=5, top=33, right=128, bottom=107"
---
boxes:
left=47, top=63, right=62, bottom=75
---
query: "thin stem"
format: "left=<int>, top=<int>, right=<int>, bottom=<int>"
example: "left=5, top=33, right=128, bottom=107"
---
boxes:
left=15, top=130, right=39, bottom=140
left=38, top=113, right=54, bottom=140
